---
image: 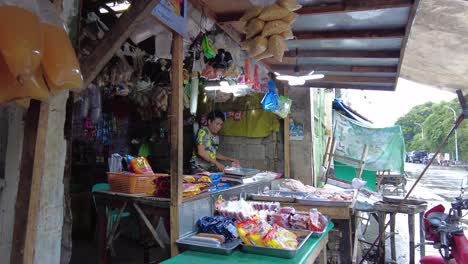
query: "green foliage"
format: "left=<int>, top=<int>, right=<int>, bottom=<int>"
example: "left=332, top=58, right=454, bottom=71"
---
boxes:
left=395, top=100, right=467, bottom=162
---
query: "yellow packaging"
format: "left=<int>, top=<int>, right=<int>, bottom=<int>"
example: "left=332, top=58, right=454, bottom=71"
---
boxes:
left=258, top=4, right=290, bottom=21
left=240, top=6, right=264, bottom=22
left=262, top=20, right=289, bottom=37
left=277, top=0, right=302, bottom=11
left=245, top=18, right=265, bottom=39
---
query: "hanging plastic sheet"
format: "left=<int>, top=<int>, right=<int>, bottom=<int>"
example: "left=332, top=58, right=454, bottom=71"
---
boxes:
left=333, top=111, right=406, bottom=173
left=261, top=80, right=279, bottom=112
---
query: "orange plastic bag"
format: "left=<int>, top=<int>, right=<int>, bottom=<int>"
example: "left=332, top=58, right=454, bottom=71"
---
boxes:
left=0, top=54, right=49, bottom=105
left=38, top=0, right=83, bottom=92
left=0, top=4, right=43, bottom=81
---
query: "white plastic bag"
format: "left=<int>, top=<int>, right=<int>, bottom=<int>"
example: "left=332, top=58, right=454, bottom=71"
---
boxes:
left=155, top=29, right=173, bottom=59
left=130, top=18, right=165, bottom=44
left=190, top=76, right=199, bottom=115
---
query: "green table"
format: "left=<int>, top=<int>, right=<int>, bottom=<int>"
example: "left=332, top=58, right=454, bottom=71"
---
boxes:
left=162, top=223, right=334, bottom=264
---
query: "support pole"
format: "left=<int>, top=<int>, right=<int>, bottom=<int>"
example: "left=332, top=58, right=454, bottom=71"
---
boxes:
left=169, top=33, right=184, bottom=257
left=284, top=86, right=291, bottom=178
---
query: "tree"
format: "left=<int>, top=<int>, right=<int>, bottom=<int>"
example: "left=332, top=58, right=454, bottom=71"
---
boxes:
left=395, top=100, right=467, bottom=162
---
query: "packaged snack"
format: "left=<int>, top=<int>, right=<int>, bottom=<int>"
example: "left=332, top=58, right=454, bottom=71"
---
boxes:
left=245, top=18, right=265, bottom=39
left=258, top=4, right=290, bottom=21
left=277, top=0, right=302, bottom=11
left=129, top=156, right=154, bottom=174
left=240, top=6, right=264, bottom=22
left=308, top=209, right=324, bottom=232
left=271, top=213, right=290, bottom=228
left=282, top=12, right=299, bottom=25
left=197, top=175, right=212, bottom=183
left=278, top=207, right=296, bottom=214
left=254, top=50, right=273, bottom=61
left=261, top=20, right=289, bottom=37
left=280, top=29, right=294, bottom=40
left=267, top=35, right=287, bottom=62
left=236, top=218, right=258, bottom=245
left=183, top=175, right=196, bottom=183
left=249, top=36, right=268, bottom=56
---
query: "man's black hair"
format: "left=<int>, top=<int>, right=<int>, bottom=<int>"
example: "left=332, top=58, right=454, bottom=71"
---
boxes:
left=207, top=110, right=225, bottom=122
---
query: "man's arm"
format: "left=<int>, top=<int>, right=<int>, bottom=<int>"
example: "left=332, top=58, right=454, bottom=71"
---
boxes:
left=216, top=153, right=240, bottom=167
left=197, top=145, right=225, bottom=171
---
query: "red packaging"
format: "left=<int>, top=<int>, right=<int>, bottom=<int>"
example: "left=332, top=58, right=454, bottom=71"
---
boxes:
left=271, top=213, right=290, bottom=228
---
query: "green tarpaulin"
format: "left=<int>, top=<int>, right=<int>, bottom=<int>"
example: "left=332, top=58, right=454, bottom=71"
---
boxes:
left=333, top=111, right=406, bottom=174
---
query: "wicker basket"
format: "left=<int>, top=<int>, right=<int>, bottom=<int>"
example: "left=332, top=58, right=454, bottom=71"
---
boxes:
left=107, top=172, right=168, bottom=194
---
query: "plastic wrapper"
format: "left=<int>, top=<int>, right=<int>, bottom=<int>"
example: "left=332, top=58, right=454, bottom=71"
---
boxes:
left=249, top=36, right=268, bottom=56
left=274, top=225, right=298, bottom=249
left=289, top=212, right=309, bottom=230
left=183, top=175, right=196, bottom=183
left=271, top=213, right=290, bottom=228
left=261, top=80, right=280, bottom=111
left=0, top=2, right=43, bottom=81
left=278, top=207, right=296, bottom=214
left=245, top=18, right=265, bottom=39
left=278, top=0, right=302, bottom=11
left=245, top=218, right=271, bottom=246
left=217, top=199, right=257, bottom=221
left=236, top=218, right=259, bottom=245
left=273, top=96, right=293, bottom=118
left=280, top=29, right=294, bottom=40
left=38, top=0, right=82, bottom=91
left=0, top=54, right=49, bottom=104
left=282, top=12, right=299, bottom=25
left=254, top=50, right=273, bottom=61
left=308, top=209, right=324, bottom=232
left=279, top=179, right=316, bottom=193
left=267, top=35, right=287, bottom=62
left=240, top=6, right=264, bottom=22
left=197, top=216, right=239, bottom=241
left=129, top=156, right=154, bottom=174
left=250, top=201, right=280, bottom=211
left=261, top=20, right=289, bottom=37
left=153, top=175, right=170, bottom=198
left=258, top=4, right=290, bottom=21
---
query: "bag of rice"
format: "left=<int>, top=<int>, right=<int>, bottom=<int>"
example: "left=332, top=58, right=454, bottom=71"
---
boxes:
left=249, top=35, right=268, bottom=56
left=262, top=20, right=289, bottom=37
left=245, top=18, right=265, bottom=39
left=268, top=35, right=287, bottom=62
left=282, top=12, right=298, bottom=25
left=254, top=50, right=273, bottom=61
left=277, top=0, right=302, bottom=11
left=239, top=6, right=264, bottom=22
left=280, top=29, right=294, bottom=40
left=258, top=4, right=290, bottom=21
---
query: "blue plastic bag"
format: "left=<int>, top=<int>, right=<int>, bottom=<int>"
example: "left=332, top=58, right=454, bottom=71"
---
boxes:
left=261, top=80, right=280, bottom=112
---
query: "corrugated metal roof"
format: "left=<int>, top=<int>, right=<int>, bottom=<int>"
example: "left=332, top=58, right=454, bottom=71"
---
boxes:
left=297, top=57, right=399, bottom=66
left=287, top=38, right=403, bottom=51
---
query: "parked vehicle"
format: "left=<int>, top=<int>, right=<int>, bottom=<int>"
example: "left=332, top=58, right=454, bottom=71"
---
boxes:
left=420, top=175, right=468, bottom=264
left=412, top=151, right=428, bottom=163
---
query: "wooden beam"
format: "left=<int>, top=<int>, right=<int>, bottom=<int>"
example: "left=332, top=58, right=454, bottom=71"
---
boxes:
left=318, top=75, right=396, bottom=83
left=293, top=28, right=405, bottom=40
left=80, top=0, right=161, bottom=88
left=292, top=83, right=395, bottom=91
left=395, top=0, right=421, bottom=90
left=169, top=34, right=183, bottom=257
left=10, top=100, right=49, bottom=264
left=271, top=65, right=398, bottom=73
left=217, top=0, right=413, bottom=23
left=284, top=50, right=401, bottom=59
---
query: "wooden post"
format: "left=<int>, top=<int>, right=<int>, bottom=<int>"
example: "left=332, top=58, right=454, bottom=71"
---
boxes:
left=169, top=33, right=184, bottom=257
left=10, top=100, right=49, bottom=264
left=284, top=86, right=290, bottom=178
left=408, top=214, right=415, bottom=264
left=356, top=145, right=368, bottom=179
left=419, top=212, right=425, bottom=258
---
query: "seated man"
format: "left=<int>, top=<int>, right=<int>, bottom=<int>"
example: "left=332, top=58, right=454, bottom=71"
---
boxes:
left=192, top=110, right=240, bottom=172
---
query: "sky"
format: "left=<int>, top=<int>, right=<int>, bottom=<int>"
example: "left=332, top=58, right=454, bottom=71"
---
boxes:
left=340, top=78, right=457, bottom=127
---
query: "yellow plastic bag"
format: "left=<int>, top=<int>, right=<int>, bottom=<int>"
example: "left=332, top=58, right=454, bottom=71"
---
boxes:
left=258, top=4, right=290, bottom=21
left=240, top=6, right=264, bottom=22
left=261, top=20, right=289, bottom=37
left=249, top=36, right=268, bottom=56
left=254, top=50, right=273, bottom=61
left=0, top=54, right=49, bottom=105
left=277, top=0, right=302, bottom=11
left=245, top=18, right=265, bottom=39
left=281, top=30, right=294, bottom=40
left=268, top=35, right=287, bottom=62
left=282, top=12, right=298, bottom=25
left=0, top=5, right=43, bottom=81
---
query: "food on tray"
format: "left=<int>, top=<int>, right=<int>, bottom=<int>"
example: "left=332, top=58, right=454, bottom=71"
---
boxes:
left=278, top=207, right=296, bottom=214
left=197, top=216, right=239, bottom=242
left=184, top=235, right=221, bottom=246
left=279, top=179, right=316, bottom=193
left=250, top=201, right=280, bottom=211
left=271, top=213, right=290, bottom=228
left=289, top=212, right=309, bottom=230
left=195, top=233, right=226, bottom=244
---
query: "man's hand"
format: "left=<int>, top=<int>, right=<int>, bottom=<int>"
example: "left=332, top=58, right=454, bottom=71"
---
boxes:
left=231, top=159, right=241, bottom=168
left=215, top=162, right=225, bottom=172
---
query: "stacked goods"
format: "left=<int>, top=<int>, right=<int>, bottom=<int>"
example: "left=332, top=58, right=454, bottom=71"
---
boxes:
left=0, top=0, right=82, bottom=105
left=240, top=0, right=301, bottom=62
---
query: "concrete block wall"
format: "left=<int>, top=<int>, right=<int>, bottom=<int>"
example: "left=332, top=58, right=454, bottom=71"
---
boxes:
left=218, top=132, right=284, bottom=172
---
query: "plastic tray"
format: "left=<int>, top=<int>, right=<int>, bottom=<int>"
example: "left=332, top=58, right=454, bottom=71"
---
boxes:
left=176, top=233, right=241, bottom=255
left=241, top=229, right=312, bottom=259
left=249, top=191, right=307, bottom=203
left=296, top=197, right=352, bottom=207
left=223, top=168, right=260, bottom=177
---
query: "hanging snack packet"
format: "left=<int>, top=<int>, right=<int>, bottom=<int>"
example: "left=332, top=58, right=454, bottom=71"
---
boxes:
left=245, top=18, right=265, bottom=39
left=277, top=0, right=302, bottom=11
left=258, top=4, right=290, bottom=21
left=240, top=6, right=264, bottom=22
left=261, top=20, right=289, bottom=37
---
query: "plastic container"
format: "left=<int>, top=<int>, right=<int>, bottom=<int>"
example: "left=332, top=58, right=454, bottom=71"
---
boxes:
left=107, top=172, right=168, bottom=195
left=177, top=233, right=241, bottom=255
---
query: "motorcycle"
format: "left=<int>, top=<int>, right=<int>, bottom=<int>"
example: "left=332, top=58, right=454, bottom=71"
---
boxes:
left=420, top=175, right=468, bottom=264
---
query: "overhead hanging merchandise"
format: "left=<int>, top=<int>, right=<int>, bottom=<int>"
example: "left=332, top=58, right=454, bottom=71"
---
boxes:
left=240, top=0, right=301, bottom=62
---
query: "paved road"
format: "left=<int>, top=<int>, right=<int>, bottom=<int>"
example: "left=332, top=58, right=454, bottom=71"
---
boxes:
left=362, top=163, right=467, bottom=263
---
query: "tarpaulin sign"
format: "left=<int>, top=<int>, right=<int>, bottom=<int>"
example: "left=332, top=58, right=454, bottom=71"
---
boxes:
left=152, top=0, right=187, bottom=36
